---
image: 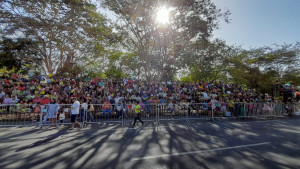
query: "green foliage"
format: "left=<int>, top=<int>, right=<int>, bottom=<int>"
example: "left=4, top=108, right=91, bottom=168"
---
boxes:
left=102, top=0, right=230, bottom=81
left=0, top=38, right=39, bottom=71
left=1, top=0, right=299, bottom=96
left=181, top=39, right=237, bottom=82
left=105, top=65, right=124, bottom=79
left=226, top=43, right=300, bottom=93
left=0, top=0, right=115, bottom=75
left=180, top=75, right=193, bottom=82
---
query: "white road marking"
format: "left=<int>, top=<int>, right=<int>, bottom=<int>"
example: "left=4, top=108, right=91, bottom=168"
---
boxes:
left=131, top=142, right=271, bottom=161
left=231, top=120, right=282, bottom=124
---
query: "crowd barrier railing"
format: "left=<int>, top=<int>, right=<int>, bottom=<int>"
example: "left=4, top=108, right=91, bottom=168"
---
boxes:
left=157, top=103, right=213, bottom=123
left=85, top=103, right=159, bottom=126
left=0, top=102, right=299, bottom=128
left=0, top=104, right=41, bottom=126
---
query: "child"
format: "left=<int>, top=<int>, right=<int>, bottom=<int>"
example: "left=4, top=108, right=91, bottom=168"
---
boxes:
left=59, top=111, right=65, bottom=124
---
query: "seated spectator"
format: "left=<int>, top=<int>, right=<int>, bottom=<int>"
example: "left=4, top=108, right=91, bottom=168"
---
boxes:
left=103, top=100, right=112, bottom=118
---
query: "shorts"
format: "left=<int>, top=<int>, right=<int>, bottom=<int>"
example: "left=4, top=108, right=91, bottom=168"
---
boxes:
left=71, top=114, right=78, bottom=123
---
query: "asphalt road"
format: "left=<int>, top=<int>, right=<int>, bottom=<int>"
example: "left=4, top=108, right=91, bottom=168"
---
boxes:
left=0, top=118, right=300, bottom=169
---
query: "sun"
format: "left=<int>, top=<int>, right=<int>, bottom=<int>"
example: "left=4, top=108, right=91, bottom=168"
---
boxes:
left=156, top=7, right=170, bottom=25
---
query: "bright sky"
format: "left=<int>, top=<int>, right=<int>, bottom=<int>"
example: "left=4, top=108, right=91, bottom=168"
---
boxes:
left=212, top=0, right=300, bottom=49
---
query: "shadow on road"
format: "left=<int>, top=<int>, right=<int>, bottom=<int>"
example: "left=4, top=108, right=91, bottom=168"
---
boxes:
left=0, top=119, right=299, bottom=169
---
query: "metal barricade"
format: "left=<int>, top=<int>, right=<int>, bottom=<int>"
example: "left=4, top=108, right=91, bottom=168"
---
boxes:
left=0, top=104, right=41, bottom=126
left=211, top=102, right=233, bottom=119
left=189, top=103, right=213, bottom=120
left=86, top=104, right=122, bottom=125
left=158, top=103, right=187, bottom=121
left=0, top=103, right=76, bottom=127
left=211, top=102, right=295, bottom=120
left=1, top=102, right=299, bottom=128
left=294, top=103, right=300, bottom=116
left=157, top=103, right=213, bottom=121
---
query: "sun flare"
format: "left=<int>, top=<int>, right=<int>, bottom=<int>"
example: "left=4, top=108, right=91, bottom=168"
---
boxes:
left=156, top=7, right=170, bottom=25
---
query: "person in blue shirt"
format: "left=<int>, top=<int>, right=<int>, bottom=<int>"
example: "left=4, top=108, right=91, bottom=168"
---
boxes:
left=142, top=93, right=148, bottom=100
left=144, top=99, right=151, bottom=117
left=159, top=96, right=166, bottom=104
left=202, top=101, right=208, bottom=111
left=99, top=81, right=105, bottom=87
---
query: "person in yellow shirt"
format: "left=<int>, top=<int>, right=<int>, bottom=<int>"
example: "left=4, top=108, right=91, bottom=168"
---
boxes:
left=132, top=101, right=144, bottom=128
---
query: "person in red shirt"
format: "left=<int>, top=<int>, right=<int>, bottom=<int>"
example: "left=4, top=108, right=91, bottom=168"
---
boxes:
left=11, top=74, right=19, bottom=78
left=33, top=95, right=42, bottom=104
left=4, top=79, right=10, bottom=84
left=162, top=86, right=167, bottom=91
left=91, top=79, right=96, bottom=85
left=41, top=96, right=50, bottom=105
left=70, top=79, right=76, bottom=85
left=18, top=85, right=25, bottom=91
left=103, top=100, right=112, bottom=118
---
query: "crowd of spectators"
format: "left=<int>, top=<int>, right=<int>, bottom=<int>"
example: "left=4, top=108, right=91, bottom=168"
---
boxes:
left=0, top=72, right=299, bottom=122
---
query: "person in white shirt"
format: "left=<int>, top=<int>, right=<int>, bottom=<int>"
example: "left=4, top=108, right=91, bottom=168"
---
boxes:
left=80, top=98, right=88, bottom=122
left=202, top=92, right=209, bottom=99
left=71, top=97, right=82, bottom=129
left=114, top=93, right=123, bottom=104
left=10, top=95, right=19, bottom=104
left=127, top=88, right=133, bottom=93
left=115, top=100, right=123, bottom=119
left=123, top=79, right=128, bottom=85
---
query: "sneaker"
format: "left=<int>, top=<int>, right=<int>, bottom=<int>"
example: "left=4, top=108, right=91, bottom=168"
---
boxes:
left=142, top=123, right=145, bottom=127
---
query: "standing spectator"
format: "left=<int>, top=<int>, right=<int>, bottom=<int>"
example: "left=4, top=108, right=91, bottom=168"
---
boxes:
left=47, top=99, right=59, bottom=127
left=115, top=100, right=123, bottom=119
left=144, top=99, right=152, bottom=117
left=296, top=89, right=300, bottom=102
left=87, top=99, right=95, bottom=122
left=71, top=97, right=82, bottom=129
left=80, top=98, right=88, bottom=122
left=221, top=99, right=227, bottom=115
left=132, top=101, right=144, bottom=128
left=168, top=100, right=175, bottom=117
left=3, top=94, right=11, bottom=112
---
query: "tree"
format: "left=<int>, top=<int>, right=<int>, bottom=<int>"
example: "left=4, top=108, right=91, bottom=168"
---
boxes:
left=226, top=43, right=300, bottom=93
left=181, top=39, right=237, bottom=82
left=102, top=0, right=230, bottom=81
left=0, top=0, right=114, bottom=75
left=0, top=38, right=39, bottom=71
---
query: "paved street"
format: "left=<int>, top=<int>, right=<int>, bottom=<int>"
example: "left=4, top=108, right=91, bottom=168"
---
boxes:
left=0, top=118, right=300, bottom=169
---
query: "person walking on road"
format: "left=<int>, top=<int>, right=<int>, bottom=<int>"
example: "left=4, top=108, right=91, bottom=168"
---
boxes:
left=132, top=101, right=144, bottom=128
